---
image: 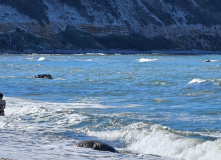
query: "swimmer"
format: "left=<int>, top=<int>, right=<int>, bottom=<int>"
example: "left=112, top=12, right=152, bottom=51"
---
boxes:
left=0, top=92, right=6, bottom=116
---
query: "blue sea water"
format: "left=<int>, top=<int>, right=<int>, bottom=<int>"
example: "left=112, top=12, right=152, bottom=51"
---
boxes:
left=0, top=53, right=221, bottom=160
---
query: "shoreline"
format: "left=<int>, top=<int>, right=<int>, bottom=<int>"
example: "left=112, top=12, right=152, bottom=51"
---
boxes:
left=1, top=49, right=221, bottom=55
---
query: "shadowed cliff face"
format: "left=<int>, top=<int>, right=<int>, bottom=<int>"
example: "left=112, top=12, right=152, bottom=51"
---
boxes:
left=0, top=0, right=221, bottom=51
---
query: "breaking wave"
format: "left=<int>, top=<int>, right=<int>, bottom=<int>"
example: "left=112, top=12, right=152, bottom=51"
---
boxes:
left=138, top=58, right=157, bottom=62
left=87, top=122, right=221, bottom=160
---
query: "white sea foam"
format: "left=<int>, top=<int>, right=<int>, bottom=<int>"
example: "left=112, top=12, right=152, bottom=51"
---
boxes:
left=54, top=78, right=67, bottom=80
left=26, top=57, right=34, bottom=60
left=128, top=131, right=221, bottom=160
left=1, top=98, right=167, bottom=160
left=138, top=58, right=157, bottom=62
left=2, top=97, right=88, bottom=132
left=86, top=53, right=106, bottom=56
left=2, top=97, right=126, bottom=130
left=85, top=59, right=93, bottom=61
left=38, top=57, right=49, bottom=61
left=188, top=78, right=206, bottom=84
left=0, top=76, right=16, bottom=78
left=203, top=60, right=218, bottom=62
left=187, top=78, right=217, bottom=90
left=210, top=60, right=219, bottom=62
left=87, top=122, right=221, bottom=160
left=97, top=53, right=106, bottom=56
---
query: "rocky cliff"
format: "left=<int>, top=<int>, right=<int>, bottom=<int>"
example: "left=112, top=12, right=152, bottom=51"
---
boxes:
left=0, top=0, right=221, bottom=51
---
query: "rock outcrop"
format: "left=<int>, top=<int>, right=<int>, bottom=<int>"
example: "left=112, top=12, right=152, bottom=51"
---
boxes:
left=75, top=140, right=119, bottom=153
left=34, top=74, right=53, bottom=79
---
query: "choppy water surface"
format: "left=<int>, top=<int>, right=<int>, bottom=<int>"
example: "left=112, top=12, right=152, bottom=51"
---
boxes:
left=0, top=53, right=221, bottom=160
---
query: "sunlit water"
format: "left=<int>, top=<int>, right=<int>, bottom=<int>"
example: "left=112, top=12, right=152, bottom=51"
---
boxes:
left=0, top=53, right=221, bottom=160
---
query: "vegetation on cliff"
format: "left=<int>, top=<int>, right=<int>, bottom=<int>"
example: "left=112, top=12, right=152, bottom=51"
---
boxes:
left=0, top=0, right=49, bottom=25
left=1, top=0, right=221, bottom=26
left=165, top=0, right=221, bottom=25
left=0, top=28, right=53, bottom=51
left=58, top=0, right=93, bottom=22
left=0, top=26, right=177, bottom=51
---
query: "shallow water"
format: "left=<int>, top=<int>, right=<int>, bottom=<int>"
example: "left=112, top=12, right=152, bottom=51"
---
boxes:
left=0, top=53, right=221, bottom=160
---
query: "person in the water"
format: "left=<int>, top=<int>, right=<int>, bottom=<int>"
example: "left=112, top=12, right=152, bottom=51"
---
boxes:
left=0, top=92, right=6, bottom=116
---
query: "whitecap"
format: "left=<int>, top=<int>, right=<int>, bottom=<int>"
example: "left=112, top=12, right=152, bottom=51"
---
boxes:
left=26, top=57, right=34, bottom=60
left=87, top=122, right=221, bottom=160
left=54, top=78, right=67, bottom=80
left=210, top=60, right=219, bottom=62
left=86, top=53, right=96, bottom=55
left=188, top=78, right=206, bottom=84
left=85, top=59, right=93, bottom=62
left=127, top=127, right=221, bottom=160
left=2, top=97, right=88, bottom=131
left=153, top=99, right=170, bottom=103
left=203, top=60, right=219, bottom=62
left=37, top=57, right=48, bottom=61
left=86, top=53, right=106, bottom=56
left=97, top=53, right=106, bottom=56
left=138, top=58, right=157, bottom=62
left=0, top=76, right=16, bottom=78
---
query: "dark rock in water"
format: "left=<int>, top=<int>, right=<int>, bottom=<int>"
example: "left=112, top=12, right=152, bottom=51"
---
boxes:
left=205, top=60, right=211, bottom=62
left=34, top=74, right=53, bottom=79
left=75, top=140, right=119, bottom=153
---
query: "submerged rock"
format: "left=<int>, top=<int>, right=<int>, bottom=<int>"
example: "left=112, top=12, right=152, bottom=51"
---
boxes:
left=34, top=74, right=53, bottom=79
left=75, top=140, right=119, bottom=153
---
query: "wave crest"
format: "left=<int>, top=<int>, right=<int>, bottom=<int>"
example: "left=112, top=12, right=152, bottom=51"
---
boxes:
left=188, top=78, right=206, bottom=84
left=87, top=122, right=221, bottom=160
left=138, top=58, right=157, bottom=62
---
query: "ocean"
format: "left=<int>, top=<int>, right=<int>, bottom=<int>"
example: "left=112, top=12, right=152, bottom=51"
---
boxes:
left=0, top=53, right=221, bottom=160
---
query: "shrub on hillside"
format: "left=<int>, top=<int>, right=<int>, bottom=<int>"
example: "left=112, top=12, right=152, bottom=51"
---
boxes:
left=59, top=0, right=93, bottom=22
left=57, top=26, right=102, bottom=49
left=0, top=0, right=49, bottom=25
left=57, top=26, right=177, bottom=51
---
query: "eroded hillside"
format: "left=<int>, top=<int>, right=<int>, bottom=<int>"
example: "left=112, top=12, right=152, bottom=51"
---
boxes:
left=0, top=0, right=221, bottom=51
